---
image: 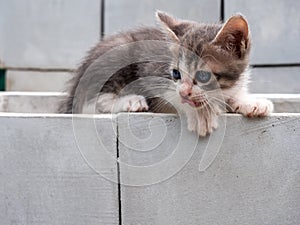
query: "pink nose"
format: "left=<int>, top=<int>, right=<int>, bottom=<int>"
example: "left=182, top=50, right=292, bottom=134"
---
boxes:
left=179, top=89, right=192, bottom=98
left=179, top=82, right=193, bottom=98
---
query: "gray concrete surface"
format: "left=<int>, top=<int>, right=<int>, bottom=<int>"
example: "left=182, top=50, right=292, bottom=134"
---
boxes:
left=105, top=0, right=220, bottom=34
left=0, top=92, right=66, bottom=113
left=0, top=113, right=299, bottom=224
left=0, top=0, right=101, bottom=69
left=249, top=67, right=300, bottom=94
left=6, top=70, right=72, bottom=92
left=0, top=114, right=119, bottom=225
left=119, top=113, right=300, bottom=225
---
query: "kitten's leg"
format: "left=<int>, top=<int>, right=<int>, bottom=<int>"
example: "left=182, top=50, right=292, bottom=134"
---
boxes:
left=95, top=93, right=149, bottom=113
left=113, top=94, right=149, bottom=112
left=185, top=108, right=219, bottom=136
left=228, top=95, right=273, bottom=117
left=185, top=109, right=198, bottom=132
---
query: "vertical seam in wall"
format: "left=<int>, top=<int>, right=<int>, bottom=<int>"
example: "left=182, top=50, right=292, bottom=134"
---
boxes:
left=0, top=69, right=6, bottom=91
left=100, top=0, right=105, bottom=40
left=116, top=116, right=122, bottom=225
left=220, top=0, right=225, bottom=22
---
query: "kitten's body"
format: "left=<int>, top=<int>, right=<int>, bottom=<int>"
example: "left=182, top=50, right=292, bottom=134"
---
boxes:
left=58, top=11, right=273, bottom=136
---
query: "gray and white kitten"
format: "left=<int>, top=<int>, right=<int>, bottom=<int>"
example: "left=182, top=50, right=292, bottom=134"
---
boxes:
left=58, top=11, right=273, bottom=136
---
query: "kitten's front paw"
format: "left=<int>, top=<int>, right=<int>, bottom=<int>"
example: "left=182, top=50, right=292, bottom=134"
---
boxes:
left=113, top=95, right=149, bottom=112
left=187, top=112, right=218, bottom=137
left=234, top=98, right=273, bottom=117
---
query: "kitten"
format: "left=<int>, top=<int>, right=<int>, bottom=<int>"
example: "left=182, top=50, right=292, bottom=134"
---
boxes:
left=58, top=11, right=273, bottom=136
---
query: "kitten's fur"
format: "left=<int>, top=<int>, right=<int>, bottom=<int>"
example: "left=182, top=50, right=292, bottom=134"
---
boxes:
left=58, top=11, right=273, bottom=136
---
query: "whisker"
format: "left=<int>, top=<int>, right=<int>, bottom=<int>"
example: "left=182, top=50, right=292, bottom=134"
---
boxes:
left=145, top=93, right=179, bottom=113
left=206, top=101, right=219, bottom=118
left=209, top=97, right=246, bottom=124
left=209, top=97, right=232, bottom=111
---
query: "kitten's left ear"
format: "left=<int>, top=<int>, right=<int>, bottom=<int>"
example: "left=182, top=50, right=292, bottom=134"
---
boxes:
left=213, top=14, right=250, bottom=58
left=156, top=10, right=188, bottom=42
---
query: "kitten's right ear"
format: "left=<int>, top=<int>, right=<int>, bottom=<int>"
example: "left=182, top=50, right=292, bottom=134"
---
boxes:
left=212, top=14, right=250, bottom=58
left=156, top=11, right=181, bottom=42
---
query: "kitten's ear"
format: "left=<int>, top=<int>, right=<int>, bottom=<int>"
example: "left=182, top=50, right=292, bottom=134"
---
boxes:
left=213, top=14, right=250, bottom=58
left=156, top=10, right=182, bottom=42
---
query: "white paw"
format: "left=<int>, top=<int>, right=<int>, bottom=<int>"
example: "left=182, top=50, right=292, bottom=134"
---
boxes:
left=113, top=95, right=149, bottom=112
left=187, top=116, right=197, bottom=132
left=234, top=98, right=273, bottom=117
left=197, top=122, right=209, bottom=137
left=186, top=111, right=219, bottom=137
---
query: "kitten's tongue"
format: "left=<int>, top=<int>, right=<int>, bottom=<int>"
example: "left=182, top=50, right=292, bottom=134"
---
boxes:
left=181, top=98, right=197, bottom=107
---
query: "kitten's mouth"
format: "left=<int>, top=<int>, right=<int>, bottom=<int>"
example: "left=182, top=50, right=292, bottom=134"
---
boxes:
left=181, top=97, right=207, bottom=108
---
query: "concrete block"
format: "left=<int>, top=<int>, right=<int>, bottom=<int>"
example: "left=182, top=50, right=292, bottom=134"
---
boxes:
left=1, top=92, right=300, bottom=114
left=0, top=112, right=299, bottom=224
left=0, top=0, right=101, bottom=69
left=225, top=0, right=300, bottom=64
left=0, top=92, right=65, bottom=113
left=6, top=70, right=72, bottom=92
left=0, top=114, right=119, bottom=225
left=249, top=67, right=300, bottom=94
left=253, top=94, right=300, bottom=114
left=117, top=113, right=200, bottom=186
left=105, top=0, right=220, bottom=34
left=119, top=113, right=300, bottom=225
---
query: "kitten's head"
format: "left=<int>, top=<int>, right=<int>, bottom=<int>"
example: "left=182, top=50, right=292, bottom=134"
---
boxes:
left=156, top=11, right=251, bottom=109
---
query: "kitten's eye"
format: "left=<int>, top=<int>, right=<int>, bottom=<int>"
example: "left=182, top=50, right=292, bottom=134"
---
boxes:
left=195, top=71, right=211, bottom=83
left=172, top=69, right=181, bottom=80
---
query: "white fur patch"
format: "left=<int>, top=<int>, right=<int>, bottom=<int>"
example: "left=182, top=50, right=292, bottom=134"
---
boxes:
left=112, top=95, right=149, bottom=113
left=82, top=93, right=117, bottom=114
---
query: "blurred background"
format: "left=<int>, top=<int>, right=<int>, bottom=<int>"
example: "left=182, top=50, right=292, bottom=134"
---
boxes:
left=0, top=0, right=299, bottom=109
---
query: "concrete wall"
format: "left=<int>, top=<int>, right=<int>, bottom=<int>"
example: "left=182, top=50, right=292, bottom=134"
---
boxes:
left=0, top=0, right=101, bottom=69
left=0, top=113, right=299, bottom=224
left=119, top=113, right=300, bottom=225
left=0, top=114, right=119, bottom=225
left=225, top=0, right=300, bottom=65
left=105, top=0, right=220, bottom=35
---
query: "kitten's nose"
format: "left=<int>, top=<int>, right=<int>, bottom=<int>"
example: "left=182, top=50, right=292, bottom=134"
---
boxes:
left=179, top=82, right=192, bottom=98
left=179, top=89, right=192, bottom=98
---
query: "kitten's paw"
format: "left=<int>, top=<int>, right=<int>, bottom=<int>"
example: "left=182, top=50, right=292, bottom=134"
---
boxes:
left=200, top=116, right=218, bottom=136
left=234, top=98, right=273, bottom=117
left=197, top=118, right=218, bottom=137
left=114, top=95, right=149, bottom=112
left=187, top=113, right=218, bottom=137
left=197, top=123, right=209, bottom=137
